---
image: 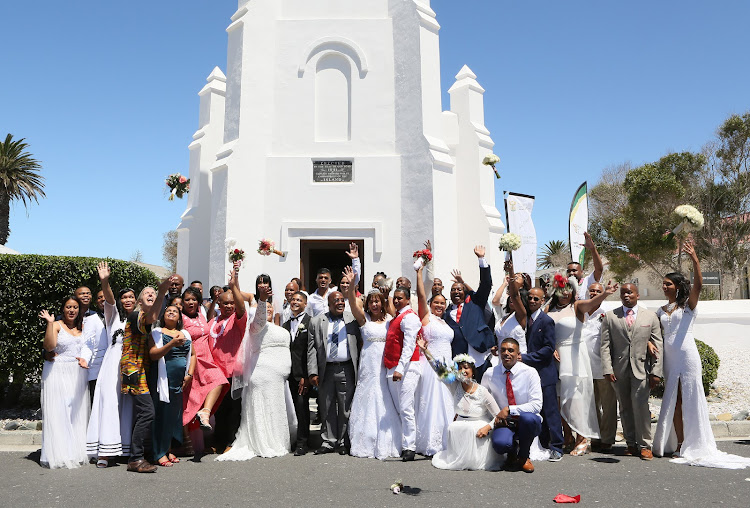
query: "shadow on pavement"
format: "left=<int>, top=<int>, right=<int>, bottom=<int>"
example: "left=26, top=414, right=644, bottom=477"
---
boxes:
left=24, top=449, right=40, bottom=464
left=589, top=456, right=620, bottom=464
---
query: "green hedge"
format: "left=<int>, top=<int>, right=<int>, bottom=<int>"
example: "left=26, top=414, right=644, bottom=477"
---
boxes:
left=651, top=338, right=720, bottom=397
left=0, top=254, right=160, bottom=389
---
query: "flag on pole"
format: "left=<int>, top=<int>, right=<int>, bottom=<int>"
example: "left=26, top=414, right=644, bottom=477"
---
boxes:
left=505, top=192, right=537, bottom=281
left=569, top=182, right=588, bottom=265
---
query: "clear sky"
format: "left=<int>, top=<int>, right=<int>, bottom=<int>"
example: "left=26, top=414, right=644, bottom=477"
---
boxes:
left=2, top=0, right=749, bottom=269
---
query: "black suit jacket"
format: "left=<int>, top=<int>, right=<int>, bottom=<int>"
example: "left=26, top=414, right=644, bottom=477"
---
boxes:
left=283, top=313, right=311, bottom=380
left=522, top=311, right=558, bottom=387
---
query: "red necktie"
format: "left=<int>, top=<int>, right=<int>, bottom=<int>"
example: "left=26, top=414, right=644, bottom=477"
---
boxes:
left=505, top=370, right=516, bottom=406
left=456, top=303, right=463, bottom=323
left=626, top=308, right=635, bottom=328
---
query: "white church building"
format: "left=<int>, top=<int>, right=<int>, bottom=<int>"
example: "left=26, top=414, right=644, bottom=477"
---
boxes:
left=176, top=0, right=505, bottom=292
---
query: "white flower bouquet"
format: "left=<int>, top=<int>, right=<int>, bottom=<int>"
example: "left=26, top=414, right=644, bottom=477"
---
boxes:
left=499, top=232, right=522, bottom=262
left=482, top=153, right=501, bottom=179
left=672, top=205, right=704, bottom=235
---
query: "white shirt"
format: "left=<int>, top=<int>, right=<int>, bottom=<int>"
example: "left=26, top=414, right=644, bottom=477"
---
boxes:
left=308, top=287, right=334, bottom=317
left=529, top=308, right=543, bottom=325
left=325, top=313, right=350, bottom=362
left=288, top=311, right=306, bottom=338
left=82, top=312, right=108, bottom=381
left=621, top=304, right=638, bottom=320
left=481, top=361, right=543, bottom=417
left=395, top=305, right=422, bottom=375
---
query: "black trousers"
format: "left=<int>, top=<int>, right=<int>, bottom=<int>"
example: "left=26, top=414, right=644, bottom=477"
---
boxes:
left=129, top=393, right=155, bottom=462
left=88, top=379, right=97, bottom=405
left=288, top=377, right=311, bottom=447
left=213, top=380, right=242, bottom=451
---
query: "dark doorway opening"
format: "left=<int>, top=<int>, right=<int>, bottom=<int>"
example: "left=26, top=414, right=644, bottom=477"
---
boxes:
left=300, top=239, right=365, bottom=294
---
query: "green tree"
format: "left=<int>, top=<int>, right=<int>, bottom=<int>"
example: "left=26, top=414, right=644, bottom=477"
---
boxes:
left=162, top=230, right=178, bottom=273
left=0, top=134, right=46, bottom=245
left=537, top=240, right=569, bottom=270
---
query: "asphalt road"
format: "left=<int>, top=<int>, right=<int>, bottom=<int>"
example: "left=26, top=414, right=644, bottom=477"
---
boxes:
left=2, top=442, right=750, bottom=507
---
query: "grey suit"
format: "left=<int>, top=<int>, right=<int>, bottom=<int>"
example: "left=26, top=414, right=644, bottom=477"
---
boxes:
left=307, top=311, right=360, bottom=450
left=601, top=306, right=663, bottom=450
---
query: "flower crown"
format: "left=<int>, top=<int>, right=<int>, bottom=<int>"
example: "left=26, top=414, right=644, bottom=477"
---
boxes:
left=552, top=273, right=578, bottom=299
left=452, top=354, right=475, bottom=365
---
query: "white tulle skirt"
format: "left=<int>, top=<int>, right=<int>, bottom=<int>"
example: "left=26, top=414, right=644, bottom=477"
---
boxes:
left=558, top=339, right=600, bottom=439
left=40, top=359, right=90, bottom=469
left=432, top=418, right=504, bottom=471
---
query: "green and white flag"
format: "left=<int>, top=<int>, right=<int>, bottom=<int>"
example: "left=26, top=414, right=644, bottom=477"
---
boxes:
left=569, top=182, right=588, bottom=265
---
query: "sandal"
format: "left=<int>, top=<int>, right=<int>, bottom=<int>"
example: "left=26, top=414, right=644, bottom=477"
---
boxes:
left=197, top=408, right=212, bottom=430
left=96, top=458, right=109, bottom=468
left=168, top=454, right=180, bottom=463
left=570, top=439, right=590, bottom=456
left=672, top=443, right=683, bottom=459
left=157, top=457, right=174, bottom=467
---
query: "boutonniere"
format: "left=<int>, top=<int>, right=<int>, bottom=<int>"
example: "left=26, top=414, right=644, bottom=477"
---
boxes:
left=598, top=313, right=605, bottom=322
left=297, top=324, right=307, bottom=332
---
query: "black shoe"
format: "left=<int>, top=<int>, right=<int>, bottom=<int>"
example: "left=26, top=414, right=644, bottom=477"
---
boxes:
left=314, top=446, right=334, bottom=455
left=294, top=446, right=308, bottom=456
left=402, top=450, right=416, bottom=462
left=338, top=447, right=350, bottom=456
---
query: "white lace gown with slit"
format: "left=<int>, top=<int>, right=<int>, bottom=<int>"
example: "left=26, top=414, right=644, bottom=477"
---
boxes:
left=40, top=327, right=90, bottom=469
left=654, top=305, right=750, bottom=468
left=348, top=315, right=402, bottom=459
left=415, top=313, right=454, bottom=456
left=216, top=302, right=297, bottom=461
left=550, top=308, right=600, bottom=439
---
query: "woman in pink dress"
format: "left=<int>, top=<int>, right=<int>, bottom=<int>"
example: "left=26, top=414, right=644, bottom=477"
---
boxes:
left=181, top=287, right=228, bottom=431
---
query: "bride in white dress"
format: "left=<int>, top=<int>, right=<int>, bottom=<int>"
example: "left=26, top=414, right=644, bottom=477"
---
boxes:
left=494, top=261, right=531, bottom=354
left=217, top=289, right=297, bottom=461
left=343, top=267, right=402, bottom=460
left=547, top=276, right=617, bottom=455
left=654, top=241, right=750, bottom=468
left=413, top=263, right=454, bottom=456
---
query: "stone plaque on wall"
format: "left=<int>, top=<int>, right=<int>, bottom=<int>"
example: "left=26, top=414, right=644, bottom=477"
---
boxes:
left=313, top=160, right=353, bottom=183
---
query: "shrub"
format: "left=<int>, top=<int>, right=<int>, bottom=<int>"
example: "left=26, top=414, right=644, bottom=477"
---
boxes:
left=651, top=338, right=720, bottom=397
left=0, top=254, right=160, bottom=404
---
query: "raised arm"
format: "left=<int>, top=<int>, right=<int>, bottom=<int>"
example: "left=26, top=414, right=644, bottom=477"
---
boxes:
left=474, top=245, right=492, bottom=307
left=584, top=231, right=603, bottom=282
left=684, top=240, right=701, bottom=310
left=40, top=310, right=59, bottom=352
left=146, top=276, right=172, bottom=325
left=415, top=263, right=429, bottom=321
left=345, top=242, right=361, bottom=287
left=491, top=277, right=508, bottom=308
left=575, top=281, right=618, bottom=321
left=451, top=269, right=473, bottom=294
left=251, top=285, right=271, bottom=335
left=342, top=266, right=366, bottom=326
left=228, top=269, right=246, bottom=319
left=97, top=261, right=115, bottom=305
left=505, top=260, right=526, bottom=328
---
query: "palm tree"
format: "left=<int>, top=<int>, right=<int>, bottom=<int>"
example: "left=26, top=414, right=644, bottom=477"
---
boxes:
left=0, top=134, right=46, bottom=245
left=537, top=239, right=569, bottom=269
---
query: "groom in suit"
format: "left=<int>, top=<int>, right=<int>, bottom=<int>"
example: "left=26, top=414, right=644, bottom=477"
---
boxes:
left=283, top=291, right=312, bottom=456
left=307, top=291, right=360, bottom=455
left=521, top=287, right=564, bottom=461
left=601, top=283, right=663, bottom=460
left=444, top=245, right=496, bottom=382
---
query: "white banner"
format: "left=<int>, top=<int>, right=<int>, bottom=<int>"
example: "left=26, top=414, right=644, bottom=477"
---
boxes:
left=505, top=193, right=537, bottom=281
left=569, top=182, right=588, bottom=265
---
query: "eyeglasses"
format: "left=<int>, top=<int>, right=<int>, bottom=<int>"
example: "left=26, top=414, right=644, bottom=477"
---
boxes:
left=528, top=296, right=542, bottom=302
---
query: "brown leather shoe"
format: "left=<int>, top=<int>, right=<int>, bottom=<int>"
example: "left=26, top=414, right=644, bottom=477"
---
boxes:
left=640, top=449, right=654, bottom=461
left=127, top=459, right=157, bottom=473
left=623, top=446, right=639, bottom=456
left=520, top=458, right=535, bottom=473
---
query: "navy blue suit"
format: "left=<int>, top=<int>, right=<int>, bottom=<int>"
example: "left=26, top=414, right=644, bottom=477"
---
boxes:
left=522, top=311, right=563, bottom=454
left=444, top=265, right=496, bottom=382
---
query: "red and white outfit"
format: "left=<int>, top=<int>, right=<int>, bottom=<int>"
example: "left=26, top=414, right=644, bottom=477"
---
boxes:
left=384, top=305, right=422, bottom=452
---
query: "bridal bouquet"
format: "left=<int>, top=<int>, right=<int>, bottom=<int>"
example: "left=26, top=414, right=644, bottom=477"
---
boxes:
left=226, top=238, right=245, bottom=272
left=672, top=204, right=704, bottom=235
left=165, top=173, right=190, bottom=200
left=498, top=232, right=522, bottom=261
left=257, top=238, right=283, bottom=257
left=551, top=273, right=577, bottom=298
left=482, top=153, right=501, bottom=179
left=412, top=248, right=433, bottom=270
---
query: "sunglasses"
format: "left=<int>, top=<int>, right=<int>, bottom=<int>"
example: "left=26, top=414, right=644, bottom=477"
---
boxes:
left=528, top=296, right=542, bottom=302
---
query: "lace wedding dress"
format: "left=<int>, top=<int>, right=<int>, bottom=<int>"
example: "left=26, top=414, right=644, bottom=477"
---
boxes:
left=348, top=315, right=402, bottom=459
left=654, top=305, right=750, bottom=468
left=216, top=301, right=297, bottom=461
left=415, top=313, right=454, bottom=456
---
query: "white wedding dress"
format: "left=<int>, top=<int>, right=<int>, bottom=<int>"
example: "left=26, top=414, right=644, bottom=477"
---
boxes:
left=415, top=313, right=454, bottom=456
left=495, top=312, right=527, bottom=354
left=217, top=301, right=297, bottom=461
left=654, top=305, right=750, bottom=468
left=550, top=307, right=600, bottom=439
left=40, top=327, right=90, bottom=469
left=432, top=383, right=504, bottom=471
left=348, top=315, right=402, bottom=459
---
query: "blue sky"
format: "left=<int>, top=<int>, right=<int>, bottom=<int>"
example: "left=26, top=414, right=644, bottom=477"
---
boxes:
left=2, top=0, right=749, bottom=268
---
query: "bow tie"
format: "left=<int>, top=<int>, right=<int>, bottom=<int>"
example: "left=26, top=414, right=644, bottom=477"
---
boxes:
left=291, top=314, right=302, bottom=321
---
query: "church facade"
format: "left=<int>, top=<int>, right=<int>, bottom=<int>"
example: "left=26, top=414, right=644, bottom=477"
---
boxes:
left=176, top=0, right=505, bottom=292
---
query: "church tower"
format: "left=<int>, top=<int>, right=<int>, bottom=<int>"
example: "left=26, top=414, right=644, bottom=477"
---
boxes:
left=177, top=0, right=505, bottom=291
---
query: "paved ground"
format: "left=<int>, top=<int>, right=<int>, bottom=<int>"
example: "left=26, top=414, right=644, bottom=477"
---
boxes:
left=2, top=441, right=750, bottom=507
